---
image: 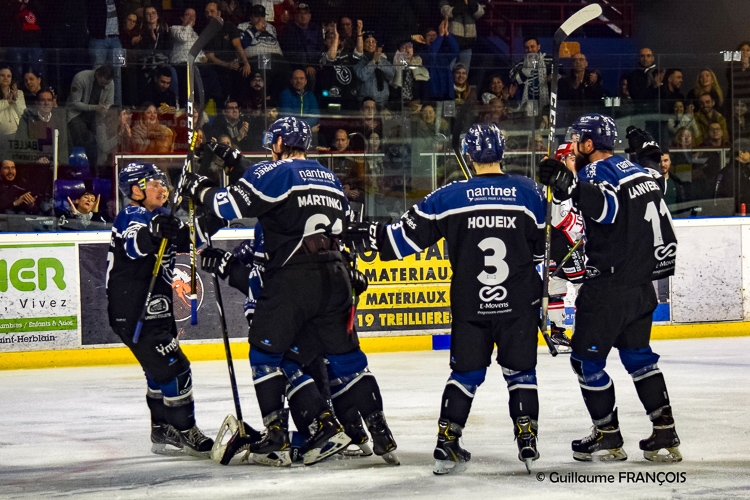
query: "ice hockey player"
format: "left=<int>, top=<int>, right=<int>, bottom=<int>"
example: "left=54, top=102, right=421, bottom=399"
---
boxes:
left=107, top=162, right=224, bottom=457
left=183, top=116, right=398, bottom=466
left=344, top=123, right=546, bottom=475
left=547, top=142, right=586, bottom=353
left=538, top=113, right=682, bottom=463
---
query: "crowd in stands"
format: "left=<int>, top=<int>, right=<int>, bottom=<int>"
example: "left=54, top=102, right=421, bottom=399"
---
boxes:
left=2, top=0, right=750, bottom=227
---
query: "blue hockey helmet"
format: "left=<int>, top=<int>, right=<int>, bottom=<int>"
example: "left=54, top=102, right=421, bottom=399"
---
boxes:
left=462, top=123, right=505, bottom=164
left=566, top=113, right=618, bottom=151
left=118, top=162, right=167, bottom=198
left=262, top=116, right=312, bottom=151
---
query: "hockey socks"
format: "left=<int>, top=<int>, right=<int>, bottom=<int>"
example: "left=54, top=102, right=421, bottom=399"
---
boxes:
left=439, top=382, right=474, bottom=427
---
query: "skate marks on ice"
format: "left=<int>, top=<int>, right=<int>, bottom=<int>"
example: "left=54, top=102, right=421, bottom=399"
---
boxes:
left=1, top=338, right=750, bottom=498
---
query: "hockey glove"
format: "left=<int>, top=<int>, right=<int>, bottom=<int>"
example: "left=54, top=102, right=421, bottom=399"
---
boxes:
left=625, top=126, right=662, bottom=165
left=207, top=141, right=243, bottom=170
left=232, top=239, right=256, bottom=267
left=538, top=158, right=579, bottom=201
left=183, top=172, right=215, bottom=204
left=349, top=268, right=368, bottom=295
left=150, top=214, right=181, bottom=241
left=343, top=221, right=385, bottom=253
left=195, top=214, right=228, bottom=243
left=201, top=247, right=235, bottom=280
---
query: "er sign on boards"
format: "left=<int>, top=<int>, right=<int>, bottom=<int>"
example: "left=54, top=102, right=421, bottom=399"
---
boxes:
left=0, top=244, right=80, bottom=352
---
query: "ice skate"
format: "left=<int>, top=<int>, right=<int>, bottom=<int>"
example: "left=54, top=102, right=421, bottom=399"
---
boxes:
left=250, top=409, right=292, bottom=466
left=150, top=422, right=183, bottom=456
left=433, top=419, right=471, bottom=475
left=341, top=417, right=374, bottom=457
left=365, top=411, right=399, bottom=465
left=178, top=425, right=215, bottom=458
left=514, top=416, right=539, bottom=473
left=572, top=409, right=627, bottom=462
left=549, top=322, right=572, bottom=354
left=302, top=410, right=351, bottom=465
left=640, top=406, right=682, bottom=463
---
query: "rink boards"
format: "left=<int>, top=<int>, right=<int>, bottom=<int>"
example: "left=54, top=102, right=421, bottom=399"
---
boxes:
left=1, top=217, right=749, bottom=369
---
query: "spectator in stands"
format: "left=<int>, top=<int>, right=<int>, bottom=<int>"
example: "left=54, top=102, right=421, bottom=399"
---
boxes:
left=318, top=23, right=363, bottom=112
left=392, top=39, right=428, bottom=107
left=279, top=69, right=320, bottom=130
left=170, top=8, right=205, bottom=64
left=222, top=0, right=247, bottom=26
left=120, top=11, right=141, bottom=50
left=480, top=97, right=510, bottom=126
left=418, top=20, right=459, bottom=102
left=415, top=103, right=449, bottom=138
left=240, top=72, right=274, bottom=114
left=625, top=47, right=662, bottom=101
left=67, top=65, right=114, bottom=169
left=251, top=0, right=284, bottom=24
left=695, top=93, right=729, bottom=147
left=453, top=63, right=476, bottom=105
left=359, top=97, right=382, bottom=139
left=97, top=107, right=133, bottom=167
left=330, top=129, right=365, bottom=204
left=278, top=2, right=325, bottom=85
left=272, top=0, right=296, bottom=33
left=716, top=138, right=750, bottom=213
left=131, top=103, right=175, bottom=154
left=701, top=122, right=730, bottom=149
left=659, top=149, right=687, bottom=211
left=206, top=98, right=255, bottom=150
left=0, top=67, right=26, bottom=150
left=0, top=159, right=38, bottom=214
left=510, top=36, right=552, bottom=117
left=204, top=1, right=252, bottom=100
left=15, top=90, right=68, bottom=164
left=658, top=68, right=685, bottom=114
left=481, top=74, right=515, bottom=105
left=558, top=52, right=606, bottom=102
left=238, top=4, right=285, bottom=94
left=687, top=68, right=724, bottom=115
left=355, top=31, right=396, bottom=107
left=667, top=100, right=699, bottom=144
left=727, top=41, right=750, bottom=103
left=147, top=66, right=179, bottom=113
left=730, top=100, right=750, bottom=141
left=62, top=191, right=107, bottom=225
left=672, top=126, right=695, bottom=150
left=3, top=0, right=44, bottom=79
left=20, top=70, right=54, bottom=106
left=338, top=16, right=357, bottom=53
left=438, top=0, right=484, bottom=73
left=135, top=5, right=174, bottom=97
left=86, top=0, right=121, bottom=67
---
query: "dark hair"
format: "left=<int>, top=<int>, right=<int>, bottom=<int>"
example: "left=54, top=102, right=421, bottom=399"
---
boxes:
left=523, top=36, right=539, bottom=46
left=36, top=90, right=54, bottom=101
left=663, top=68, right=682, bottom=82
left=361, top=96, right=377, bottom=108
left=95, top=64, right=115, bottom=81
left=156, top=66, right=172, bottom=79
left=660, top=146, right=670, bottom=156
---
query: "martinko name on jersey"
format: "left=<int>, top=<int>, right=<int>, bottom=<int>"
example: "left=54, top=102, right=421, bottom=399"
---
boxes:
left=377, top=174, right=545, bottom=321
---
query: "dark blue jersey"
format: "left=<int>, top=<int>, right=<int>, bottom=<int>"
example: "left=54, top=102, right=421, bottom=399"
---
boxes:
left=379, top=173, right=546, bottom=320
left=575, top=154, right=677, bottom=287
left=106, top=204, right=193, bottom=328
left=202, top=158, right=349, bottom=269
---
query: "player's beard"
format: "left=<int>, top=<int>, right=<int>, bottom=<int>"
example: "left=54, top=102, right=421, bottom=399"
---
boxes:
left=574, top=151, right=590, bottom=172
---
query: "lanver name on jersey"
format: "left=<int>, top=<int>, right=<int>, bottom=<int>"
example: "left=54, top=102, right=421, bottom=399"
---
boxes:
left=467, top=215, right=517, bottom=229
left=298, top=169, right=337, bottom=183
left=298, top=194, right=343, bottom=209
left=466, top=186, right=517, bottom=202
left=628, top=180, right=661, bottom=199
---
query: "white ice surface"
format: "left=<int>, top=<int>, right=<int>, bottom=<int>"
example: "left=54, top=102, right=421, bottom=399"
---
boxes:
left=2, top=337, right=749, bottom=499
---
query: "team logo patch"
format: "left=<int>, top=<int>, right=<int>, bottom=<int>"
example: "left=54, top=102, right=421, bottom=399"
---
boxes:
left=334, top=66, right=352, bottom=85
left=654, top=242, right=677, bottom=260
left=479, top=285, right=507, bottom=302
left=172, top=263, right=205, bottom=322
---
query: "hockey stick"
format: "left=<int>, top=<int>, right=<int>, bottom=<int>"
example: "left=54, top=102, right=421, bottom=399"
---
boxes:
left=540, top=3, right=603, bottom=356
left=550, top=239, right=583, bottom=279
left=133, top=17, right=224, bottom=343
left=207, top=234, right=262, bottom=465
